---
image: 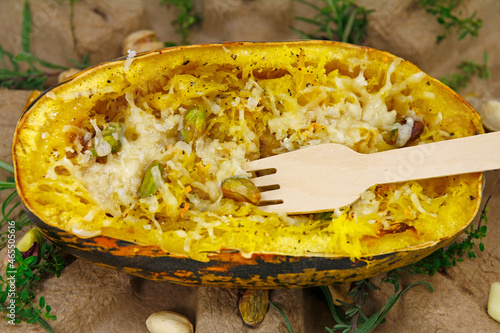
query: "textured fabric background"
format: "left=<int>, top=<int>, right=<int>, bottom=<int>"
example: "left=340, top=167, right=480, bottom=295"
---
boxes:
left=0, top=1, right=499, bottom=332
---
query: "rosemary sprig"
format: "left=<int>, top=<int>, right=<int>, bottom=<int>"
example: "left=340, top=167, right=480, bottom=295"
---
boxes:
left=420, top=0, right=482, bottom=43
left=69, top=52, right=90, bottom=70
left=321, top=279, right=433, bottom=333
left=160, top=0, right=200, bottom=45
left=439, top=52, right=490, bottom=92
left=292, top=0, right=373, bottom=44
left=0, top=0, right=89, bottom=90
left=269, top=302, right=295, bottom=333
left=0, top=162, right=14, bottom=174
left=273, top=279, right=432, bottom=333
left=21, top=0, right=32, bottom=54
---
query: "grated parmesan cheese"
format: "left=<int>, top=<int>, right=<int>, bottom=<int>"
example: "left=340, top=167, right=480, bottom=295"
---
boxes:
left=123, top=49, right=136, bottom=72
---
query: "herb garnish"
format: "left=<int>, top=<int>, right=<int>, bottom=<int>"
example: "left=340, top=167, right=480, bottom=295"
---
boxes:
left=420, top=0, right=483, bottom=43
left=292, top=0, right=373, bottom=44
left=0, top=162, right=31, bottom=247
left=439, top=52, right=490, bottom=92
left=322, top=280, right=433, bottom=333
left=0, top=246, right=65, bottom=331
left=0, top=0, right=88, bottom=90
left=160, top=0, right=200, bottom=46
left=0, top=162, right=65, bottom=332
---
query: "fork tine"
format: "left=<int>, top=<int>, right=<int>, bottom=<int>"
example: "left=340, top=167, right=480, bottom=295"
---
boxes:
left=241, top=159, right=273, bottom=172
left=250, top=174, right=279, bottom=188
left=257, top=202, right=288, bottom=213
left=259, top=189, right=283, bottom=202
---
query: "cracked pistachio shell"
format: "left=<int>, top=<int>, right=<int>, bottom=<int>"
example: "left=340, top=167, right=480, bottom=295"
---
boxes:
left=58, top=68, right=80, bottom=83
left=221, top=176, right=261, bottom=205
left=16, top=228, right=43, bottom=259
left=478, top=100, right=500, bottom=132
left=488, top=282, right=500, bottom=322
left=146, top=311, right=193, bottom=333
left=122, top=30, right=162, bottom=55
left=238, top=289, right=269, bottom=327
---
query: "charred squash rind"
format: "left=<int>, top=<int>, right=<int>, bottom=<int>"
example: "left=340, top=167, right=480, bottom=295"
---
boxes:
left=13, top=41, right=485, bottom=288
left=23, top=174, right=481, bottom=289
left=26, top=210, right=471, bottom=288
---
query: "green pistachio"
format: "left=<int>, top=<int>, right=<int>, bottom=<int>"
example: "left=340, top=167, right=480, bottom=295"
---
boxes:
left=138, top=160, right=165, bottom=198
left=102, top=122, right=124, bottom=151
left=389, top=128, right=398, bottom=145
left=180, top=106, right=207, bottom=142
left=238, top=289, right=269, bottom=327
left=221, top=176, right=261, bottom=205
left=89, top=122, right=125, bottom=157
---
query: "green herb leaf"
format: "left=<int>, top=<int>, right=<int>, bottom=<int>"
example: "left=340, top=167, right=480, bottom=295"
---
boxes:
left=0, top=167, right=64, bottom=331
left=269, top=302, right=295, bottom=333
left=0, top=1, right=82, bottom=90
left=321, top=278, right=433, bottom=333
left=439, top=52, right=490, bottom=92
left=292, top=0, right=373, bottom=44
left=420, top=0, right=483, bottom=43
left=39, top=296, right=46, bottom=308
left=14, top=52, right=69, bottom=70
left=160, top=0, right=200, bottom=45
left=356, top=280, right=433, bottom=333
left=69, top=52, right=90, bottom=70
left=21, top=0, right=32, bottom=53
left=320, top=286, right=348, bottom=326
left=0, top=161, right=14, bottom=173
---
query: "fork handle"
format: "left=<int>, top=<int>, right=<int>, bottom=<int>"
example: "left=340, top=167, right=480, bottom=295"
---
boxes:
left=369, top=131, right=500, bottom=184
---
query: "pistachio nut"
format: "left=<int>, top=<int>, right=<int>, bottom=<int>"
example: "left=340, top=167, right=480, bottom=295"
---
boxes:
left=478, top=100, right=500, bottom=132
left=89, top=122, right=125, bottom=157
left=488, top=282, right=500, bottom=323
left=24, top=90, right=41, bottom=112
left=101, top=122, right=125, bottom=151
left=238, top=289, right=269, bottom=327
left=407, top=120, right=425, bottom=145
left=138, top=160, right=165, bottom=198
left=389, top=118, right=424, bottom=147
left=146, top=311, right=193, bottom=333
left=179, top=105, right=207, bottom=142
left=16, top=228, right=43, bottom=260
left=122, top=30, right=164, bottom=55
left=221, top=176, right=261, bottom=205
left=58, top=68, right=80, bottom=83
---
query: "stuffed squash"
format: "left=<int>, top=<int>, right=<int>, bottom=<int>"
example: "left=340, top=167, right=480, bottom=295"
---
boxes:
left=13, top=41, right=483, bottom=287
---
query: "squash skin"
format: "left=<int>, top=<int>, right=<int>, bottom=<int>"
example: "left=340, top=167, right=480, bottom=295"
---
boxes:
left=13, top=41, right=484, bottom=288
left=24, top=208, right=470, bottom=288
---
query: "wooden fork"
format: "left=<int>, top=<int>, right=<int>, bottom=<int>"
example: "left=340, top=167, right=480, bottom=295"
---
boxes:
left=242, top=131, right=500, bottom=214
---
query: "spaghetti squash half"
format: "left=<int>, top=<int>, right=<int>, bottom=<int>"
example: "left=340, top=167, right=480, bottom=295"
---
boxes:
left=13, top=41, right=483, bottom=287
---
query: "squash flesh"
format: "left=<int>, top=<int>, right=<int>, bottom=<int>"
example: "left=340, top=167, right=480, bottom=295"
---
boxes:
left=14, top=42, right=483, bottom=262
